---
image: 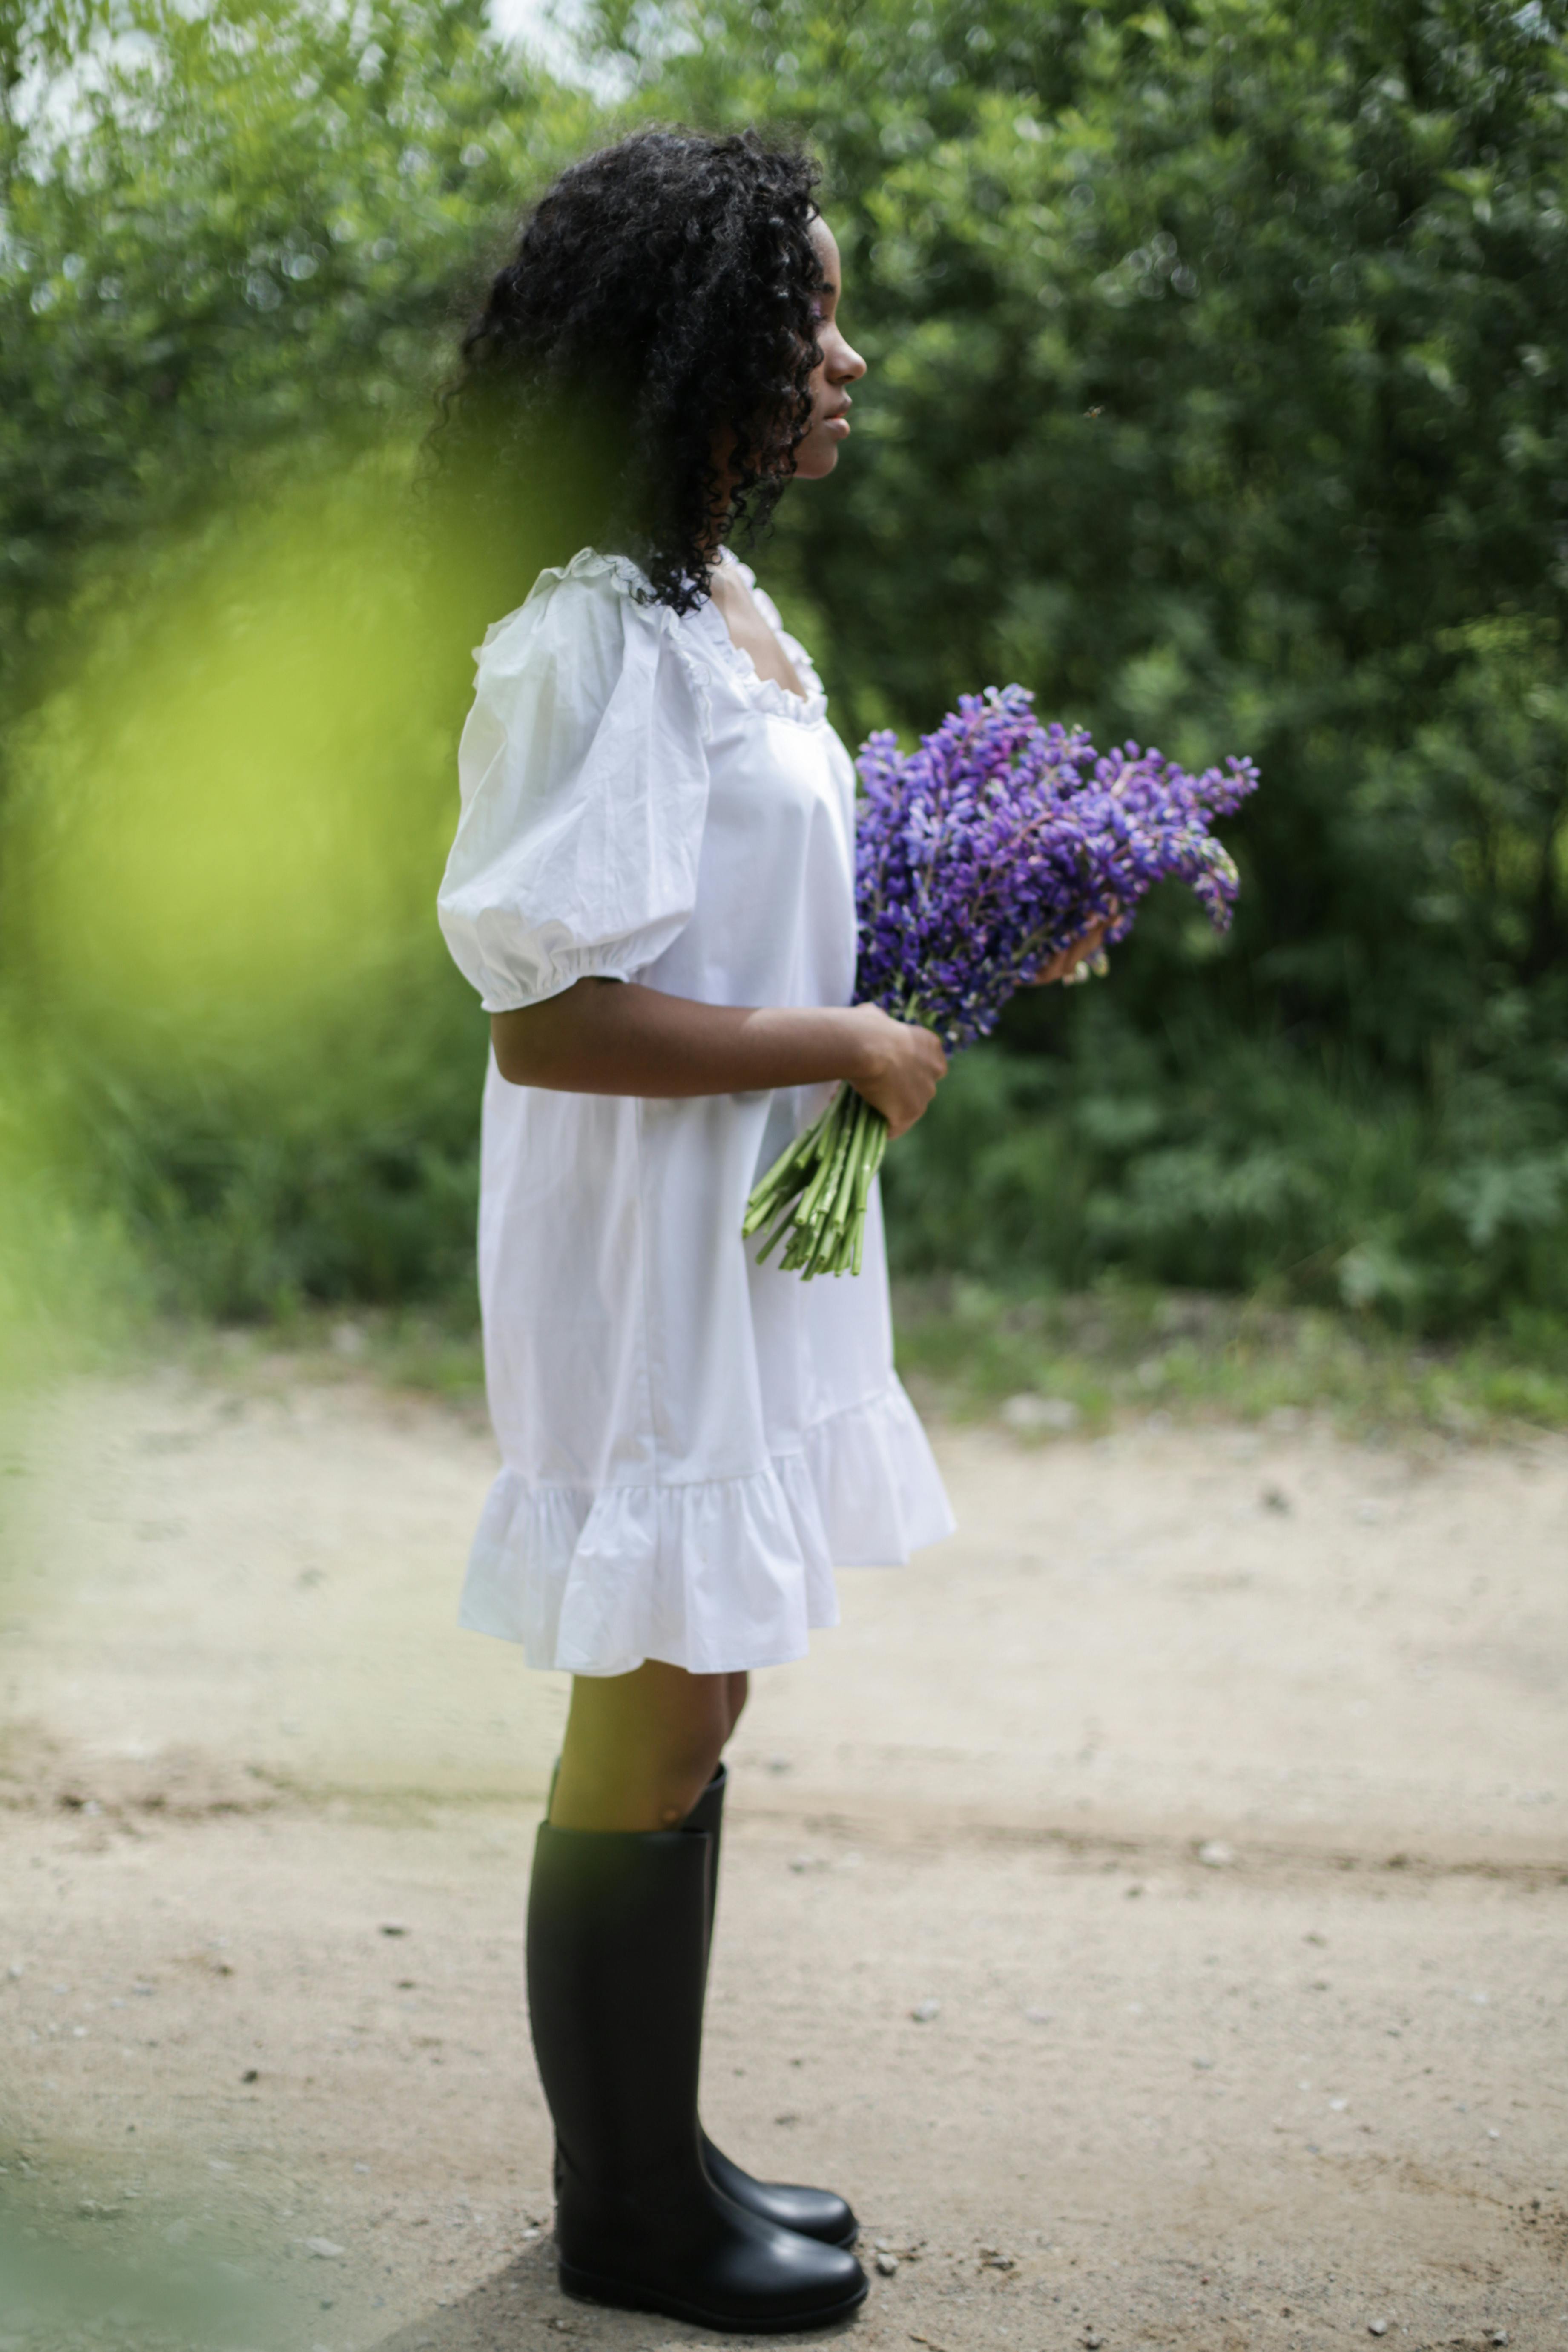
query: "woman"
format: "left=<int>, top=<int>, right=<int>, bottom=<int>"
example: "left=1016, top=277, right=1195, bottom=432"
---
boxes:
left=435, top=128, right=1099, bottom=2333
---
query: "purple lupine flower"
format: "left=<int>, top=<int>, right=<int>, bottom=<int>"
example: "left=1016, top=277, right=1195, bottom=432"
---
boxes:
left=744, top=685, right=1258, bottom=1277
left=853, top=686, right=1258, bottom=1049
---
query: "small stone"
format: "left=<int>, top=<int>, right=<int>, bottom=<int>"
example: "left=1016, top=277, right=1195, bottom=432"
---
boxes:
left=875, top=2251, right=898, bottom=2276
left=1001, top=1392, right=1080, bottom=1436
left=910, top=1999, right=941, bottom=2023
left=1084, top=2335, right=1104, bottom=2349
left=379, top=1923, right=410, bottom=1938
left=1262, top=1485, right=1291, bottom=1514
left=1197, top=1839, right=1235, bottom=1868
left=241, top=2068, right=259, bottom=2083
left=1192, top=2056, right=1215, bottom=2070
left=1488, top=2332, right=1508, bottom=2345
left=304, top=2237, right=345, bottom=2259
left=1368, top=2325, right=1387, bottom=2339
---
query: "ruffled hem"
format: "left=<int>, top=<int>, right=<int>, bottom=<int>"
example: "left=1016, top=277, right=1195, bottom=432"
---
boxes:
left=458, top=1381, right=954, bottom=1677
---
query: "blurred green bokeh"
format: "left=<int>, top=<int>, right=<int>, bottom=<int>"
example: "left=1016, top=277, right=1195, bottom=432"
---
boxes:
left=0, top=2208, right=284, bottom=2349
left=2, top=0, right=1566, bottom=1362
left=6, top=459, right=485, bottom=1327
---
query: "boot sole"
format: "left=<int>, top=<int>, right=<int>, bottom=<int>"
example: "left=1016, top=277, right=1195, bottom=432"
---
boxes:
left=558, top=2258, right=869, bottom=2333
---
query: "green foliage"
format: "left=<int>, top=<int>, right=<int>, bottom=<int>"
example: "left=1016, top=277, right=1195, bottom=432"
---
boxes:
left=882, top=1017, right=1568, bottom=1329
left=0, top=0, right=585, bottom=1321
left=2, top=0, right=1567, bottom=1338
left=890, top=1274, right=1568, bottom=1438
left=599, top=0, right=1568, bottom=1330
left=3, top=453, right=493, bottom=1321
left=1, top=0, right=592, bottom=699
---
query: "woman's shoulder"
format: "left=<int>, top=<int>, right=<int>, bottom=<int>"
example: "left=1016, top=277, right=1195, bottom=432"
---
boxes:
left=474, top=548, right=660, bottom=674
left=471, top=548, right=714, bottom=741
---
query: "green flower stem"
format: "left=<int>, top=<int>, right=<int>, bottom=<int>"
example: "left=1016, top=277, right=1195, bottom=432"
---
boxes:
left=745, top=1084, right=892, bottom=1280
left=740, top=1117, right=818, bottom=1230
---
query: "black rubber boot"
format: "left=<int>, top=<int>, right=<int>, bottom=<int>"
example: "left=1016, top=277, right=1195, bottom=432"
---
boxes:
left=683, top=1766, right=859, bottom=2249
left=526, top=1821, right=867, bottom=2332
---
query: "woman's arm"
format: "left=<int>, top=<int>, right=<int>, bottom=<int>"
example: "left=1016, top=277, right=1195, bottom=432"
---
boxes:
left=491, top=982, right=948, bottom=1139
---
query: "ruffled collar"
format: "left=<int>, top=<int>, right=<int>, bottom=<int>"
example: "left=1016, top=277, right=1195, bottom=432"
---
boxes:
left=495, top=545, right=828, bottom=730
left=690, top=551, right=828, bottom=728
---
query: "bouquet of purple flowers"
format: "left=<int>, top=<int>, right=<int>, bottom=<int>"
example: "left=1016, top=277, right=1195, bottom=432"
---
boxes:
left=742, top=685, right=1259, bottom=1278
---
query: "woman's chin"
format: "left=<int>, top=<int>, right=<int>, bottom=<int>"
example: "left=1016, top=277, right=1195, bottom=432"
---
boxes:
left=793, top=440, right=841, bottom=481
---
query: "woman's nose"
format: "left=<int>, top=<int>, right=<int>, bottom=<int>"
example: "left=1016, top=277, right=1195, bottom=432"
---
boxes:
left=833, top=333, right=867, bottom=383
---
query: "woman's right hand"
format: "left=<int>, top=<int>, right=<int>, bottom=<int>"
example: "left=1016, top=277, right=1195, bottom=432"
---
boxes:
left=841, top=1004, right=948, bottom=1139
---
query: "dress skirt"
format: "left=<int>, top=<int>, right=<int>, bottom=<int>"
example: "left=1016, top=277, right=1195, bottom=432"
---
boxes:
left=459, top=1063, right=954, bottom=1677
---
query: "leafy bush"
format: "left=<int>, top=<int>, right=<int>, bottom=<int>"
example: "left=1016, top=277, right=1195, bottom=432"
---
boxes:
left=883, top=1010, right=1568, bottom=1332
left=2, top=0, right=1566, bottom=1338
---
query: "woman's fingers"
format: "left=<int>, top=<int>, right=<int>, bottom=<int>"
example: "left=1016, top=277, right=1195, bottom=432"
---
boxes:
left=845, top=1005, right=948, bottom=1137
left=1033, top=915, right=1109, bottom=986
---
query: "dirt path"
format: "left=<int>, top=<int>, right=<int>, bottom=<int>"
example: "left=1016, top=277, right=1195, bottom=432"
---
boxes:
left=2, top=1361, right=1565, bottom=2352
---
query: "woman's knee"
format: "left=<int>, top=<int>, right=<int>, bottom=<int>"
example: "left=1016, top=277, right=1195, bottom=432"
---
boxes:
left=554, top=1661, right=730, bottom=1829
left=643, top=1682, right=731, bottom=1823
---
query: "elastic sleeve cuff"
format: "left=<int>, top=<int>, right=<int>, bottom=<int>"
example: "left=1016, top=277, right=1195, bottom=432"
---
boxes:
left=476, top=953, right=638, bottom=1018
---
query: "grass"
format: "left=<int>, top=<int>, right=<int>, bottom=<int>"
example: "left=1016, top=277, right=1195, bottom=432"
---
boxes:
left=149, top=1281, right=1568, bottom=1446
left=890, top=1278, right=1568, bottom=1442
left=167, top=1298, right=491, bottom=1406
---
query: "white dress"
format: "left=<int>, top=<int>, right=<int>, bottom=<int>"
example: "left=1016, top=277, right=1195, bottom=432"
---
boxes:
left=436, top=546, right=953, bottom=1677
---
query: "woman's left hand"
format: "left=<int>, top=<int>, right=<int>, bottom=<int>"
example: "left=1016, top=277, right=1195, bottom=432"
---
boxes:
left=1030, top=916, right=1110, bottom=985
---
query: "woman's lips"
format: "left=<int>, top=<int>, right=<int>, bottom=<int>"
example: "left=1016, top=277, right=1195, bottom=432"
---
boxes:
left=824, top=415, right=851, bottom=437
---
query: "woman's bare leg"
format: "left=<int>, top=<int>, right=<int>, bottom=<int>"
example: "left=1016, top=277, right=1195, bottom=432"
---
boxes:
left=551, top=1660, right=740, bottom=1831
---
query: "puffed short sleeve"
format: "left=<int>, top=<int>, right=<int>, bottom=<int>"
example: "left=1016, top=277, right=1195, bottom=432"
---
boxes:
left=436, top=556, right=712, bottom=1014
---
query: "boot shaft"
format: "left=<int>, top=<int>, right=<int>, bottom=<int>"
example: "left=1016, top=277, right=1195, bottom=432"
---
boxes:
left=526, top=1823, right=710, bottom=2202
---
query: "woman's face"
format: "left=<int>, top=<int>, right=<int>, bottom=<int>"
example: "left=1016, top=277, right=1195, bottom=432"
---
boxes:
left=792, top=217, right=866, bottom=481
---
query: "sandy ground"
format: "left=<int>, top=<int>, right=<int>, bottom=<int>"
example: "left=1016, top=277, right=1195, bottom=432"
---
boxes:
left=1, top=1359, right=1565, bottom=2352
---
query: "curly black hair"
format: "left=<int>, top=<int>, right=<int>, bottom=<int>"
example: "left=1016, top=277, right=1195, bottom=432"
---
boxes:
left=432, top=128, right=825, bottom=617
